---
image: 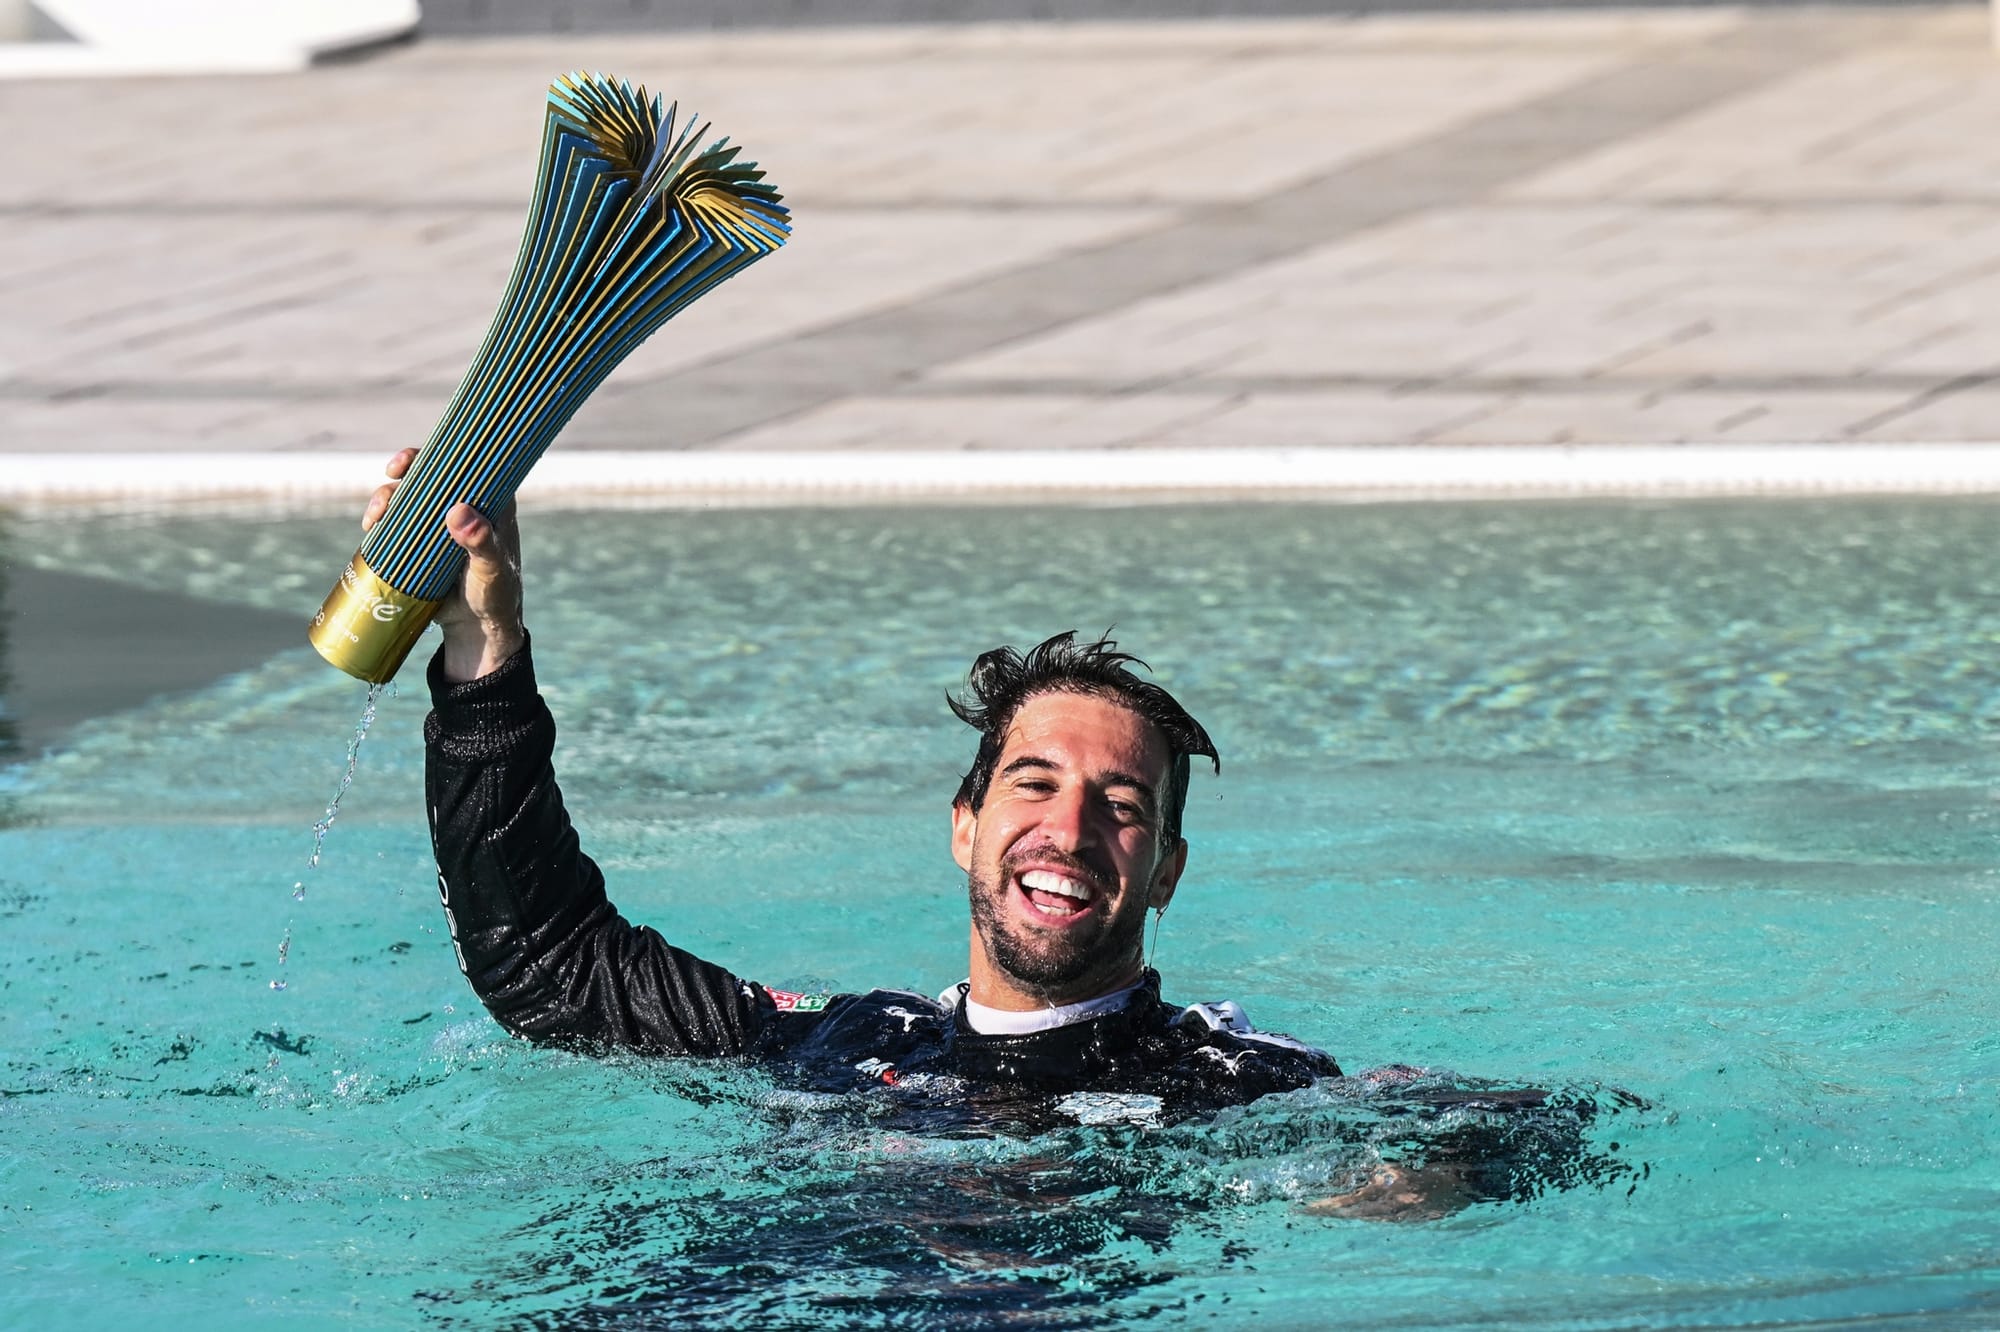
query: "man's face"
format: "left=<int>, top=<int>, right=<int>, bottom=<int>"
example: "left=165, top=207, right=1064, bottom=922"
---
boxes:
left=951, top=690, right=1188, bottom=1009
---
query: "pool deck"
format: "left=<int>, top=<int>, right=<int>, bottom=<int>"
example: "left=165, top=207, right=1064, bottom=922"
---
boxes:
left=5, top=4, right=2000, bottom=499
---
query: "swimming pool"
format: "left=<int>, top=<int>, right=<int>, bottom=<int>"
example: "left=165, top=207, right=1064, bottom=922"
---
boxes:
left=2, top=499, right=1996, bottom=1329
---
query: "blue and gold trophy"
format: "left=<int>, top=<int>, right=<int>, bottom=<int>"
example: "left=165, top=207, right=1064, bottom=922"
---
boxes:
left=310, top=74, right=789, bottom=682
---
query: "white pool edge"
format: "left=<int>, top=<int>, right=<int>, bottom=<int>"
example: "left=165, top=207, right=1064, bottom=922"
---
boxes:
left=8, top=445, right=2000, bottom=507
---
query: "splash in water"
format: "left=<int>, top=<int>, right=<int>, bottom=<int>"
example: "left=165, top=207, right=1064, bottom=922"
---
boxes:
left=308, top=683, right=388, bottom=872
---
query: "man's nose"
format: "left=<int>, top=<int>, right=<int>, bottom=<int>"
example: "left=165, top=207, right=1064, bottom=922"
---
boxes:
left=1038, top=784, right=1096, bottom=850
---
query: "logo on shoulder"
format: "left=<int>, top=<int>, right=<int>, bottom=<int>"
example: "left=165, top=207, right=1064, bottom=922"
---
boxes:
left=1180, top=1000, right=1322, bottom=1054
left=766, top=988, right=831, bottom=1013
left=855, top=1057, right=899, bottom=1086
left=1181, top=1000, right=1256, bottom=1035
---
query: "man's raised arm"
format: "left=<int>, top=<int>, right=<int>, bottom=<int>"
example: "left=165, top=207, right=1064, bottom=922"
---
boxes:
left=364, top=451, right=770, bottom=1056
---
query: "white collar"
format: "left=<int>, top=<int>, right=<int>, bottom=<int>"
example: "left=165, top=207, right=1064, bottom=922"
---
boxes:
left=941, top=977, right=1146, bottom=1036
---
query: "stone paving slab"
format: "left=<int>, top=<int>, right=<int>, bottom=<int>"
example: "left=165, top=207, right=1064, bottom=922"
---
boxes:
left=3, top=4, right=1998, bottom=465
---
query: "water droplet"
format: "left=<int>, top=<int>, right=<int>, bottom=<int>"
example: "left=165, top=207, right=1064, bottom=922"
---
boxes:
left=269, top=980, right=287, bottom=992
left=309, top=683, right=387, bottom=870
left=291, top=881, right=306, bottom=902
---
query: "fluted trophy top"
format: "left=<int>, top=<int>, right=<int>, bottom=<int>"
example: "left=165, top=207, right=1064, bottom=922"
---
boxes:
left=547, top=72, right=790, bottom=241
left=312, top=73, right=790, bottom=684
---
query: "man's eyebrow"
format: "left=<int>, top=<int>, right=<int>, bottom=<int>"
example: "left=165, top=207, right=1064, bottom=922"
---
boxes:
left=1102, top=772, right=1159, bottom=809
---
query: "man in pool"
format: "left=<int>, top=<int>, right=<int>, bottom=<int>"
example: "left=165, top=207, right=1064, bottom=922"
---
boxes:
left=364, top=448, right=1350, bottom=1119
left=366, top=454, right=1628, bottom=1223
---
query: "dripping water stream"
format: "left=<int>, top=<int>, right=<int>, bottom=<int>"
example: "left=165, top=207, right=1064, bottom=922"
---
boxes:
left=272, top=683, right=390, bottom=998
left=310, top=682, right=388, bottom=874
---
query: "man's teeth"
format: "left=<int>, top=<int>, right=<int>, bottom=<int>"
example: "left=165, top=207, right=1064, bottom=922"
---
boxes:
left=1020, top=870, right=1092, bottom=902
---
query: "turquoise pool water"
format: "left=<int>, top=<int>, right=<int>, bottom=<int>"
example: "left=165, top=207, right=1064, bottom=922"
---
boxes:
left=2, top=500, right=1997, bottom=1329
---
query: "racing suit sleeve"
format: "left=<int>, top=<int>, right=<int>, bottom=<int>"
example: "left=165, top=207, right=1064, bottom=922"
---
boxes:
left=423, top=637, right=769, bottom=1056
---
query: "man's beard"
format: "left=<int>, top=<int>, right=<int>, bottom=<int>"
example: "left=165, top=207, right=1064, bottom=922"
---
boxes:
left=967, top=856, right=1148, bottom=994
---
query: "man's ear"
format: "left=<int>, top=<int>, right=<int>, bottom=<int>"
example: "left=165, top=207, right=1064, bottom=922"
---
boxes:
left=951, top=799, right=977, bottom=874
left=1150, top=837, right=1188, bottom=910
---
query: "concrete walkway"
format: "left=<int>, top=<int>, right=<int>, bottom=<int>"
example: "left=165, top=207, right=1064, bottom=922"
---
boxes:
left=4, top=5, right=2000, bottom=479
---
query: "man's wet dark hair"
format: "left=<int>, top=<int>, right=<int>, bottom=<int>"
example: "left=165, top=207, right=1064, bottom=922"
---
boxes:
left=949, top=631, right=1220, bottom=847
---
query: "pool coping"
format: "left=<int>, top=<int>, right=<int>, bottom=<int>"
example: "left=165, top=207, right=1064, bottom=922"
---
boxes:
left=9, top=445, right=2000, bottom=508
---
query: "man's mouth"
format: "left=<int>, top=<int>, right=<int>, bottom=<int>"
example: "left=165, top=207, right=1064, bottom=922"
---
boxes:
left=1017, top=868, right=1097, bottom=922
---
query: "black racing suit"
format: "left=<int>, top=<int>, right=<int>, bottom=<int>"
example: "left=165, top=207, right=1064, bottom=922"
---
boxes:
left=424, top=641, right=1342, bottom=1123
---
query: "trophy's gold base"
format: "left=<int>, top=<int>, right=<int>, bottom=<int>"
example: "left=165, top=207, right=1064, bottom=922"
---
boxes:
left=309, top=552, right=443, bottom=684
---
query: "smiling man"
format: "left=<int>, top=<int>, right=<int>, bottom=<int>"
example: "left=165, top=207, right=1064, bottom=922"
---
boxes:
left=372, top=450, right=1339, bottom=1117
left=951, top=663, right=1194, bottom=1016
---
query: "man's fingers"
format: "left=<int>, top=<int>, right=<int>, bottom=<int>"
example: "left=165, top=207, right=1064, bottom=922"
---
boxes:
left=362, top=482, right=396, bottom=533
left=442, top=501, right=524, bottom=642
left=445, top=501, right=514, bottom=571
left=445, top=500, right=490, bottom=548
left=362, top=451, right=420, bottom=530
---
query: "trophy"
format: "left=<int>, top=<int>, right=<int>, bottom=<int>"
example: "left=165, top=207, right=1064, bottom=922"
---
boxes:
left=310, top=73, right=789, bottom=683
